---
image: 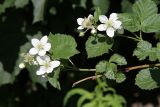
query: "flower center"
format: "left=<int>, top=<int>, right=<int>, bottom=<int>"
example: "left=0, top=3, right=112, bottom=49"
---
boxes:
left=36, top=43, right=44, bottom=50
left=106, top=20, right=113, bottom=28
left=82, top=18, right=92, bottom=28
left=44, top=62, right=50, bottom=68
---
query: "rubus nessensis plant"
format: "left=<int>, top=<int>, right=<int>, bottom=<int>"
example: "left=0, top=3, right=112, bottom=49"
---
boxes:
left=1, top=0, right=160, bottom=106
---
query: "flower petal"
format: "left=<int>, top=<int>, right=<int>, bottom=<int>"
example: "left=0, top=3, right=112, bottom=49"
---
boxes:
left=109, top=13, right=118, bottom=21
left=77, top=26, right=84, bottom=30
left=106, top=27, right=115, bottom=37
left=51, top=60, right=60, bottom=68
left=36, top=66, right=46, bottom=75
left=88, top=14, right=93, bottom=20
left=31, top=39, right=40, bottom=47
left=97, top=24, right=107, bottom=31
left=99, top=15, right=108, bottom=23
left=113, top=20, right=122, bottom=29
left=44, top=43, right=51, bottom=51
left=38, top=50, right=46, bottom=56
left=29, top=48, right=38, bottom=55
left=40, top=36, right=48, bottom=44
left=77, top=18, right=84, bottom=25
left=46, top=67, right=54, bottom=73
left=36, top=56, right=45, bottom=65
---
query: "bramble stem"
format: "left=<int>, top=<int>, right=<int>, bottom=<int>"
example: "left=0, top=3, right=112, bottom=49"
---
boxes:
left=116, top=35, right=140, bottom=41
left=72, top=75, right=102, bottom=87
left=78, top=68, right=96, bottom=72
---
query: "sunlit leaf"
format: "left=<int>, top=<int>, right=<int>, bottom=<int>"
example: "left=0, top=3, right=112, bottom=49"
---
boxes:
left=109, top=54, right=127, bottom=66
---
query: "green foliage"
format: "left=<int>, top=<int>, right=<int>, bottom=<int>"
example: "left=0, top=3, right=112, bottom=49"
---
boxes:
left=31, top=0, right=46, bottom=23
left=119, top=0, right=160, bottom=33
left=0, top=62, right=13, bottom=86
left=121, top=0, right=132, bottom=12
left=135, top=68, right=160, bottom=90
left=64, top=81, right=126, bottom=107
left=0, top=0, right=15, bottom=15
left=49, top=33, right=79, bottom=59
left=109, top=54, right=127, bottom=66
left=116, top=72, right=126, bottom=83
left=92, top=0, right=110, bottom=14
left=85, top=34, right=113, bottom=58
left=14, top=0, right=29, bottom=8
left=48, top=68, right=61, bottom=90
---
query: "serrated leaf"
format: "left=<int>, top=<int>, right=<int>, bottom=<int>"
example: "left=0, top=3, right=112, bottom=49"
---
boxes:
left=132, top=0, right=158, bottom=22
left=92, top=0, right=110, bottom=14
left=118, top=13, right=140, bottom=32
left=141, top=14, right=160, bottom=33
left=31, top=0, right=46, bottom=23
left=14, top=0, right=29, bottom=8
left=96, top=61, right=106, bottom=73
left=135, top=68, right=160, bottom=90
left=105, top=62, right=117, bottom=80
left=27, top=65, right=48, bottom=88
left=116, top=72, right=126, bottom=83
left=0, top=62, right=13, bottom=86
left=133, top=40, right=152, bottom=60
left=86, top=34, right=112, bottom=58
left=49, top=33, right=79, bottom=59
left=48, top=68, right=61, bottom=90
left=109, top=54, right=127, bottom=66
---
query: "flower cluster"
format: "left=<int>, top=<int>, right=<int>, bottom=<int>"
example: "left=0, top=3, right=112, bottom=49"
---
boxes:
left=77, top=13, right=122, bottom=37
left=19, top=36, right=60, bottom=77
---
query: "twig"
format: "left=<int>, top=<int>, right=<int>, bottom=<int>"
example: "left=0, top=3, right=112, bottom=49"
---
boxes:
left=72, top=75, right=102, bottom=87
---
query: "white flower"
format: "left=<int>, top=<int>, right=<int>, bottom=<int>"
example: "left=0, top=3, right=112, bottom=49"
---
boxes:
left=97, top=13, right=122, bottom=37
left=29, top=36, right=51, bottom=56
left=36, top=55, right=60, bottom=76
left=19, top=63, right=25, bottom=69
left=77, top=14, right=94, bottom=30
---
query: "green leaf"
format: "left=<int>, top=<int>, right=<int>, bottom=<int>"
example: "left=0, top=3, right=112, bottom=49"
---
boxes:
left=94, top=7, right=101, bottom=22
left=132, top=0, right=158, bottom=23
left=135, top=68, right=160, bottom=90
left=105, top=62, right=117, bottom=80
left=109, top=54, right=127, bottom=66
left=0, top=62, right=13, bottom=86
left=64, top=88, right=91, bottom=106
left=141, top=14, right=160, bottom=33
left=118, top=13, right=140, bottom=32
left=92, top=0, right=110, bottom=14
left=96, top=61, right=107, bottom=73
left=14, top=0, right=29, bottom=8
left=48, top=68, right=61, bottom=90
left=31, top=0, right=46, bottom=23
left=85, top=34, right=113, bottom=58
left=0, top=0, right=15, bottom=15
left=80, top=0, right=87, bottom=8
left=27, top=65, right=48, bottom=88
left=116, top=72, right=126, bottom=83
left=77, top=94, right=94, bottom=107
left=133, top=40, right=152, bottom=60
left=49, top=33, right=79, bottom=59
left=121, top=0, right=132, bottom=12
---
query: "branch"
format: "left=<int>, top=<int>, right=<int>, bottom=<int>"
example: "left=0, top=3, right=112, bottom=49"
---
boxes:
left=72, top=75, right=102, bottom=87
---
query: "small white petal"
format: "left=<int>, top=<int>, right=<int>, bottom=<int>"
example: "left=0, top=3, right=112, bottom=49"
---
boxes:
left=44, top=43, right=51, bottom=51
left=91, top=29, right=96, bottom=34
left=77, top=18, right=84, bottom=25
left=109, top=13, right=118, bottom=21
left=29, top=48, right=38, bottom=55
left=88, top=14, right=93, bottom=20
left=19, top=63, right=25, bottom=69
left=97, top=24, right=107, bottom=31
left=46, top=67, right=54, bottom=73
left=106, top=27, right=115, bottom=37
left=31, top=39, right=40, bottom=47
left=113, top=20, right=122, bottom=29
left=51, top=60, right=60, bottom=68
left=40, top=36, right=48, bottom=44
left=36, top=66, right=46, bottom=75
left=99, top=15, right=108, bottom=23
left=38, top=50, right=46, bottom=56
left=77, top=26, right=84, bottom=30
left=44, top=55, right=51, bottom=62
left=36, top=56, right=45, bottom=65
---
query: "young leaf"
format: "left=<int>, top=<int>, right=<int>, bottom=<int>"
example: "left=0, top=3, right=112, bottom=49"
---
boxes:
left=109, top=54, right=127, bottom=66
left=116, top=72, right=126, bottom=83
left=96, top=61, right=107, bottom=73
left=132, top=0, right=158, bottom=22
left=105, top=62, right=117, bottom=80
left=31, top=0, right=46, bottom=23
left=49, top=33, right=79, bottom=59
left=85, top=34, right=112, bottom=58
left=135, top=68, right=160, bottom=90
left=133, top=40, right=152, bottom=60
left=15, top=0, right=29, bottom=8
left=48, top=68, right=61, bottom=90
left=94, top=7, right=101, bottom=22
